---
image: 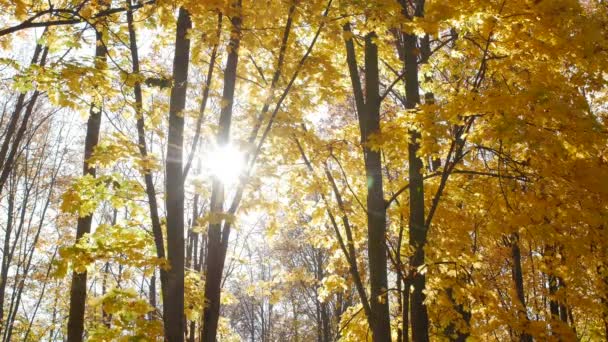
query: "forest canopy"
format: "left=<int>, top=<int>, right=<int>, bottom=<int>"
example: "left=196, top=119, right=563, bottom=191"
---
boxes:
left=0, top=0, right=607, bottom=341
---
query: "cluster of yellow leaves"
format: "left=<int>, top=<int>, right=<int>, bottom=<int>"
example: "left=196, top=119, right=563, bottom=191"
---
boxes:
left=60, top=174, right=143, bottom=217
left=317, top=274, right=348, bottom=303
left=88, top=288, right=163, bottom=342
left=89, top=133, right=161, bottom=173
left=244, top=279, right=284, bottom=305
left=55, top=222, right=164, bottom=276
left=184, top=270, right=205, bottom=321
left=338, top=304, right=370, bottom=342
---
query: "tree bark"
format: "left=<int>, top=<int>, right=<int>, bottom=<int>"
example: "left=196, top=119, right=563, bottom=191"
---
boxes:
left=511, top=233, right=533, bottom=342
left=393, top=2, right=431, bottom=341
left=0, top=43, right=48, bottom=195
left=362, top=32, right=391, bottom=342
left=0, top=34, right=46, bottom=182
left=404, top=28, right=430, bottom=342
left=0, top=183, right=15, bottom=331
left=67, top=27, right=106, bottom=342
left=165, top=7, right=192, bottom=342
left=125, top=0, right=169, bottom=324
left=342, top=26, right=391, bottom=342
left=202, top=2, right=242, bottom=341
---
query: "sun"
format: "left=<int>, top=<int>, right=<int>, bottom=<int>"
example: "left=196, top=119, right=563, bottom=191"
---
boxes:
left=205, top=144, right=246, bottom=186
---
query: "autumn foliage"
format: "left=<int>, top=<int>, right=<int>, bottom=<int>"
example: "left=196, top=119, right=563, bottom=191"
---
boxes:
left=0, top=0, right=607, bottom=341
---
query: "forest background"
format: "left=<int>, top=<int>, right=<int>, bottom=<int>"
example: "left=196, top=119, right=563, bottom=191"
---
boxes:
left=0, top=0, right=607, bottom=341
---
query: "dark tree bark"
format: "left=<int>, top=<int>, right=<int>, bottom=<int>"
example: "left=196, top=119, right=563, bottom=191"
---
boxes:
left=0, top=40, right=48, bottom=195
left=67, top=27, right=106, bottom=342
left=395, top=1, right=431, bottom=339
left=186, top=194, right=199, bottom=342
left=404, top=31, right=430, bottom=342
left=165, top=7, right=192, bottom=342
left=342, top=25, right=391, bottom=342
left=547, top=245, right=561, bottom=323
left=444, top=287, right=471, bottom=342
left=0, top=34, right=47, bottom=183
left=362, top=32, right=391, bottom=342
left=403, top=280, right=410, bottom=342
left=184, top=12, right=222, bottom=180
left=510, top=233, right=533, bottom=342
left=202, top=2, right=242, bottom=340
left=5, top=151, right=60, bottom=340
left=0, top=182, right=15, bottom=331
left=392, top=1, right=432, bottom=340
left=125, top=0, right=169, bottom=326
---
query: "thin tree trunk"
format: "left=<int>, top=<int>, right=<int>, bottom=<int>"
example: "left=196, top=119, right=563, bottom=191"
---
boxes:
left=23, top=248, right=57, bottom=342
left=393, top=1, right=431, bottom=340
left=0, top=44, right=48, bottom=195
left=49, top=288, right=58, bottom=340
left=67, top=27, right=106, bottom=342
left=125, top=0, right=169, bottom=323
left=511, top=233, right=533, bottom=342
left=202, top=2, right=242, bottom=340
left=0, top=182, right=15, bottom=331
left=149, top=272, right=156, bottom=318
left=404, top=29, right=430, bottom=342
left=186, top=194, right=199, bottom=342
left=0, top=33, right=46, bottom=181
left=183, top=12, right=222, bottom=180
left=396, top=274, right=403, bottom=342
left=165, top=7, right=192, bottom=342
left=5, top=144, right=60, bottom=342
left=403, top=280, right=410, bottom=342
left=342, top=24, right=391, bottom=341
left=362, top=32, right=391, bottom=342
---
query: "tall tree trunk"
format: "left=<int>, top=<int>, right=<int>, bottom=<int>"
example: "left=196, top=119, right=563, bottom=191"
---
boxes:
left=546, top=243, right=574, bottom=338
left=511, top=233, right=533, bottom=342
left=546, top=244, right=562, bottom=333
left=202, top=3, right=242, bottom=340
left=403, top=280, right=410, bottom=342
left=362, top=32, right=391, bottom=342
left=403, top=28, right=430, bottom=342
left=67, top=27, right=106, bottom=342
left=0, top=183, right=15, bottom=331
left=23, top=248, right=57, bottom=342
left=0, top=32, right=46, bottom=186
left=187, top=194, right=199, bottom=342
left=0, top=44, right=48, bottom=195
left=394, top=1, right=431, bottom=340
left=165, top=7, right=192, bottom=342
left=149, top=272, right=157, bottom=318
left=342, top=24, right=390, bottom=341
left=101, top=210, right=116, bottom=328
left=125, top=0, right=169, bottom=324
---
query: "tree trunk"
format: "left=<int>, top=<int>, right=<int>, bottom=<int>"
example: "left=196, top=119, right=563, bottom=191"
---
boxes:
left=149, top=273, right=156, bottom=319
left=0, top=33, right=46, bottom=187
left=402, top=29, right=431, bottom=342
left=362, top=32, right=391, bottom=342
left=0, top=184, right=15, bottom=330
left=165, top=7, right=192, bottom=342
left=202, top=2, right=242, bottom=341
left=125, top=0, right=169, bottom=323
left=343, top=24, right=391, bottom=341
left=444, top=287, right=471, bottom=342
left=403, top=280, right=410, bottom=342
left=511, top=233, right=533, bottom=342
left=67, top=28, right=106, bottom=342
left=0, top=44, right=48, bottom=195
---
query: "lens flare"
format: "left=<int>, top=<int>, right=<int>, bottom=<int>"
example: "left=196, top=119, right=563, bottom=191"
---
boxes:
left=206, top=144, right=245, bottom=185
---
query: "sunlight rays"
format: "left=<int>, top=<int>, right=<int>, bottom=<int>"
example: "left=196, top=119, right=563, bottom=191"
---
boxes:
left=205, top=143, right=246, bottom=186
